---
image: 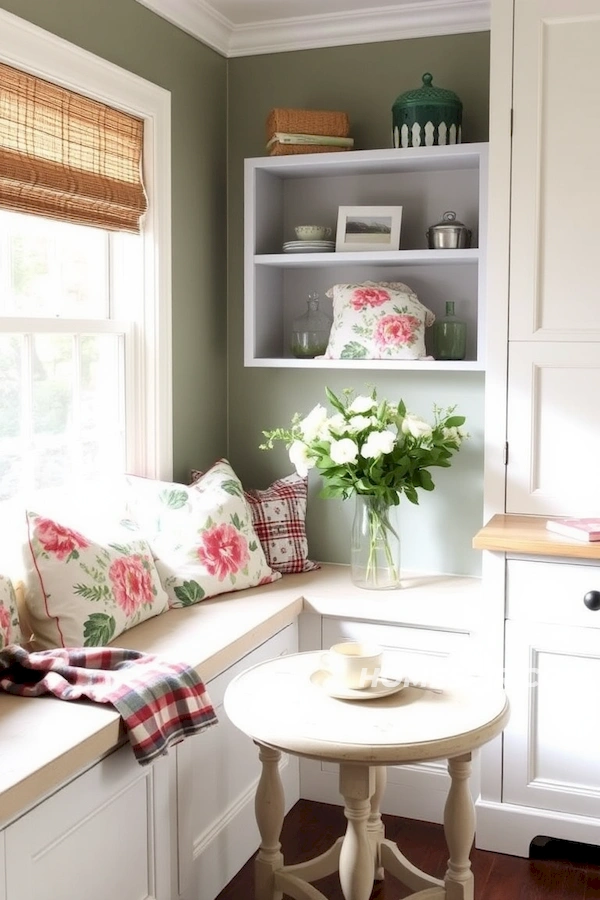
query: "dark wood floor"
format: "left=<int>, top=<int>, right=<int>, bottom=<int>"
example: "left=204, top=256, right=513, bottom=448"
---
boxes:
left=216, top=800, right=600, bottom=899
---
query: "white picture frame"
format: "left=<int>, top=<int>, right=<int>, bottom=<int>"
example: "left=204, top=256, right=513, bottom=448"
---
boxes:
left=335, top=205, right=403, bottom=252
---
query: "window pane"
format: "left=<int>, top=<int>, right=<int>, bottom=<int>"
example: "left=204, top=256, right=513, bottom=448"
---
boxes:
left=79, top=334, right=125, bottom=477
left=0, top=334, right=23, bottom=500
left=31, top=333, right=74, bottom=491
left=0, top=211, right=109, bottom=318
left=0, top=332, right=125, bottom=500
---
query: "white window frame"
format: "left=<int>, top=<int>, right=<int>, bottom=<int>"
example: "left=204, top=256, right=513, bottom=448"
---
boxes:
left=0, top=7, right=173, bottom=481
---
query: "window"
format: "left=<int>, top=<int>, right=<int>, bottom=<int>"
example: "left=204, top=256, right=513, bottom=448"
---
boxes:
left=0, top=8, right=172, bottom=503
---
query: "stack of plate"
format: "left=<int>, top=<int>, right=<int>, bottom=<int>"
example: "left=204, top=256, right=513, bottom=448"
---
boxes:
left=283, top=240, right=335, bottom=253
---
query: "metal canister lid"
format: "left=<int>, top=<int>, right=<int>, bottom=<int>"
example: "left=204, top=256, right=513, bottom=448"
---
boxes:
left=430, top=211, right=467, bottom=230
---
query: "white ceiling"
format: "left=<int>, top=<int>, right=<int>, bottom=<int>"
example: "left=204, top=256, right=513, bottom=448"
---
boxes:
left=135, top=0, right=490, bottom=57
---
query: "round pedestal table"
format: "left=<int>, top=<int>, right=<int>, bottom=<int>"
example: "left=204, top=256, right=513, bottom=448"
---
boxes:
left=224, top=650, right=509, bottom=900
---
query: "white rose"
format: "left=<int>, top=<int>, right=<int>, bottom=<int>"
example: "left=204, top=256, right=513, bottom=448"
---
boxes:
left=348, top=395, right=377, bottom=414
left=347, top=414, right=374, bottom=433
left=299, top=404, right=328, bottom=442
left=330, top=437, right=359, bottom=465
left=442, top=426, right=459, bottom=443
left=326, top=413, right=348, bottom=435
left=401, top=414, right=433, bottom=439
left=288, top=440, right=315, bottom=477
left=361, top=430, right=396, bottom=459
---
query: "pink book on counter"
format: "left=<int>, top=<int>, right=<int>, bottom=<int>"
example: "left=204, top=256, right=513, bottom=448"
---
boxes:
left=546, top=518, right=600, bottom=542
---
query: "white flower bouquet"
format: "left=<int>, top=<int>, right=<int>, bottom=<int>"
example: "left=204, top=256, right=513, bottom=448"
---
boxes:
left=260, top=387, right=468, bottom=588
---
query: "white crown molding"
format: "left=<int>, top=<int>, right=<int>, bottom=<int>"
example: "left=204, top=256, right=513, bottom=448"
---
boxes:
left=135, top=0, right=490, bottom=58
left=136, top=0, right=232, bottom=55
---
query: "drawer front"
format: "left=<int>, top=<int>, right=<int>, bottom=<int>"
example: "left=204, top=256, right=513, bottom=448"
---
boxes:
left=507, top=558, right=600, bottom=628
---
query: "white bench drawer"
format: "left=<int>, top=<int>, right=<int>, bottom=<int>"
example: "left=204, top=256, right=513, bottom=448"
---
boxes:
left=507, top=558, right=600, bottom=627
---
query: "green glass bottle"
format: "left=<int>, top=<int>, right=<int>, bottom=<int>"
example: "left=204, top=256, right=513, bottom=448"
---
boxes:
left=432, top=301, right=467, bottom=360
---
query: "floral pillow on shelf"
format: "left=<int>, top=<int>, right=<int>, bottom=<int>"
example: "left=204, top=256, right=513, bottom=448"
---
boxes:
left=21, top=513, right=169, bottom=649
left=126, top=458, right=281, bottom=608
left=0, top=574, right=22, bottom=649
left=322, top=281, right=435, bottom=360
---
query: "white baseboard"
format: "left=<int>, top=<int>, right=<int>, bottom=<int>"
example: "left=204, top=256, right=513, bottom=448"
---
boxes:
left=475, top=799, right=600, bottom=857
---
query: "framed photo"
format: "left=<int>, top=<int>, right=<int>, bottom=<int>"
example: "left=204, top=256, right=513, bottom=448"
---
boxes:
left=335, top=205, right=403, bottom=252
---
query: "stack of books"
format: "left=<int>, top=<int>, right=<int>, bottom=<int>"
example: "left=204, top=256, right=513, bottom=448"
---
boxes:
left=266, top=107, right=353, bottom=156
left=545, top=517, right=600, bottom=542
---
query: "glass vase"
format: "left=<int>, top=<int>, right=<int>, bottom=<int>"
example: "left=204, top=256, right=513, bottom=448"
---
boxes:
left=350, top=494, right=401, bottom=590
left=290, top=292, right=332, bottom=359
left=432, top=300, right=467, bottom=360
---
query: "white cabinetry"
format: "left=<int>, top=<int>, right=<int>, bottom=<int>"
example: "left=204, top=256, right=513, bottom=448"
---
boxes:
left=5, top=745, right=173, bottom=900
left=300, top=615, right=475, bottom=824
left=244, top=144, right=488, bottom=369
left=504, top=0, right=600, bottom=516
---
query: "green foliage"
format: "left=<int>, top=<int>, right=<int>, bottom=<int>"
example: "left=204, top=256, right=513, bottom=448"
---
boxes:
left=73, top=582, right=111, bottom=602
left=83, top=613, right=116, bottom=646
left=159, top=488, right=189, bottom=510
left=261, top=387, right=467, bottom=508
left=221, top=479, right=244, bottom=497
left=173, top=580, right=205, bottom=606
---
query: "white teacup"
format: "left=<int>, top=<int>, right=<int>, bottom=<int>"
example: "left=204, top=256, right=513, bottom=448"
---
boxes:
left=322, top=641, right=383, bottom=690
left=294, top=225, right=332, bottom=241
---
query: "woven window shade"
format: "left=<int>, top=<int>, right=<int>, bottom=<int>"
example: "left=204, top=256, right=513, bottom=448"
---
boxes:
left=0, top=62, right=147, bottom=233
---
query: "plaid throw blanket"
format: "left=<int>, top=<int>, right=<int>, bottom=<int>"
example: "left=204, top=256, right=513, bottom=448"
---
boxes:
left=0, top=645, right=218, bottom=766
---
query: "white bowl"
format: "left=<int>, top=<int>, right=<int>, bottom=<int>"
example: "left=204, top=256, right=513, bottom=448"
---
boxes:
left=294, top=225, right=332, bottom=241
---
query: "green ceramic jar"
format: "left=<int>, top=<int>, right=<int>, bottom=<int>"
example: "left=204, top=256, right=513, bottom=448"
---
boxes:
left=392, top=73, right=462, bottom=149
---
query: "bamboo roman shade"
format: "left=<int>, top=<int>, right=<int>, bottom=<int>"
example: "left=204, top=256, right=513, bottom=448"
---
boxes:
left=0, top=62, right=147, bottom=232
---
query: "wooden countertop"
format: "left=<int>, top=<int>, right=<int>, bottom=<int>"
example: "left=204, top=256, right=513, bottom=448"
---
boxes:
left=0, top=564, right=480, bottom=829
left=473, top=514, right=600, bottom=560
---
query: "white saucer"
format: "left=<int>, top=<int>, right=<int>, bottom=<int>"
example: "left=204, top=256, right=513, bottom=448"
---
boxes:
left=310, top=669, right=408, bottom=701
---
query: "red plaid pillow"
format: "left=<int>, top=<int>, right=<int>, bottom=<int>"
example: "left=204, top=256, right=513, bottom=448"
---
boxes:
left=190, top=470, right=319, bottom=575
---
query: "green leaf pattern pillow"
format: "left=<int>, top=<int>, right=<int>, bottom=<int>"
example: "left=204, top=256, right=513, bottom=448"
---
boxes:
left=125, top=459, right=281, bottom=608
left=22, top=513, right=169, bottom=649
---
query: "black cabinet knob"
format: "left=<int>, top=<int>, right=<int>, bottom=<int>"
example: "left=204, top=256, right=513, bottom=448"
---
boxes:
left=583, top=590, right=600, bottom=611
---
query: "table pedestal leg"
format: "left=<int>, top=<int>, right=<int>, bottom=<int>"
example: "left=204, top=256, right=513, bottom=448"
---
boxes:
left=255, top=743, right=285, bottom=900
left=367, top=766, right=386, bottom=881
left=443, top=753, right=475, bottom=900
left=338, top=763, right=375, bottom=900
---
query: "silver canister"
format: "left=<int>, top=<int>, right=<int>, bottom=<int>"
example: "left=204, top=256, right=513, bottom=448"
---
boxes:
left=426, top=210, right=472, bottom=249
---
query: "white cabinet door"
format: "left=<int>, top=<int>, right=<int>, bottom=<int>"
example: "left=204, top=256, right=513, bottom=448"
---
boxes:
left=301, top=617, right=472, bottom=825
left=506, top=342, right=600, bottom=515
left=503, top=619, right=600, bottom=817
left=5, top=746, right=172, bottom=900
left=509, top=0, right=600, bottom=342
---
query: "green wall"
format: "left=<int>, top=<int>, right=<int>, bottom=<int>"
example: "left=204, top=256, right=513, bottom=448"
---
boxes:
left=0, top=0, right=228, bottom=482
left=227, top=34, right=491, bottom=574
left=0, top=4, right=491, bottom=574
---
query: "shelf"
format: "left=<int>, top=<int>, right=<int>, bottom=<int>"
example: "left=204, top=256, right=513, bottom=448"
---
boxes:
left=246, top=357, right=485, bottom=371
left=473, top=514, right=600, bottom=560
left=245, top=143, right=488, bottom=368
left=256, top=249, right=480, bottom=267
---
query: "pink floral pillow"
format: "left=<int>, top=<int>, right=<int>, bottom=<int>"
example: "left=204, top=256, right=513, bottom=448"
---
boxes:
left=191, top=471, right=319, bottom=575
left=322, top=281, right=435, bottom=360
left=0, top=574, right=22, bottom=649
left=126, top=459, right=281, bottom=608
left=22, top=513, right=169, bottom=649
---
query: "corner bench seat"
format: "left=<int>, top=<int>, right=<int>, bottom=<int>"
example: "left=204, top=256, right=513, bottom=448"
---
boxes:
left=0, top=564, right=480, bottom=830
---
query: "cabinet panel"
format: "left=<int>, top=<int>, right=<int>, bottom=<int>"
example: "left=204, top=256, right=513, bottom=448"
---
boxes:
left=509, top=0, right=600, bottom=341
left=245, top=144, right=487, bottom=369
left=506, top=342, right=600, bottom=515
left=503, top=620, right=600, bottom=817
left=5, top=746, right=171, bottom=900
left=507, top=558, right=600, bottom=628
